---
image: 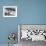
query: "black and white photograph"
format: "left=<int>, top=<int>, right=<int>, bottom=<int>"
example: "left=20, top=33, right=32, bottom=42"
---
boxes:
left=3, top=6, right=17, bottom=17
left=18, top=25, right=46, bottom=46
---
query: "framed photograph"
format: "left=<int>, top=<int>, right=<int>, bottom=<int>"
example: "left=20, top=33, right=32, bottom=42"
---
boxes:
left=18, top=24, right=46, bottom=42
left=3, top=6, right=17, bottom=17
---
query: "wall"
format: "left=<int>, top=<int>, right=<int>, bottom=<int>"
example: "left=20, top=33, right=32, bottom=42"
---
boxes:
left=0, top=0, right=18, bottom=44
left=0, top=0, right=46, bottom=44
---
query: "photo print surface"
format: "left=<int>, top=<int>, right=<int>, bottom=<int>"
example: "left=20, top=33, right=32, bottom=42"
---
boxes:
left=3, top=6, right=17, bottom=17
left=18, top=25, right=46, bottom=41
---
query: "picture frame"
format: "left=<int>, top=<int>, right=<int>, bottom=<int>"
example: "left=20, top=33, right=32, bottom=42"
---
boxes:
left=3, top=6, right=17, bottom=17
left=18, top=24, right=46, bottom=42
